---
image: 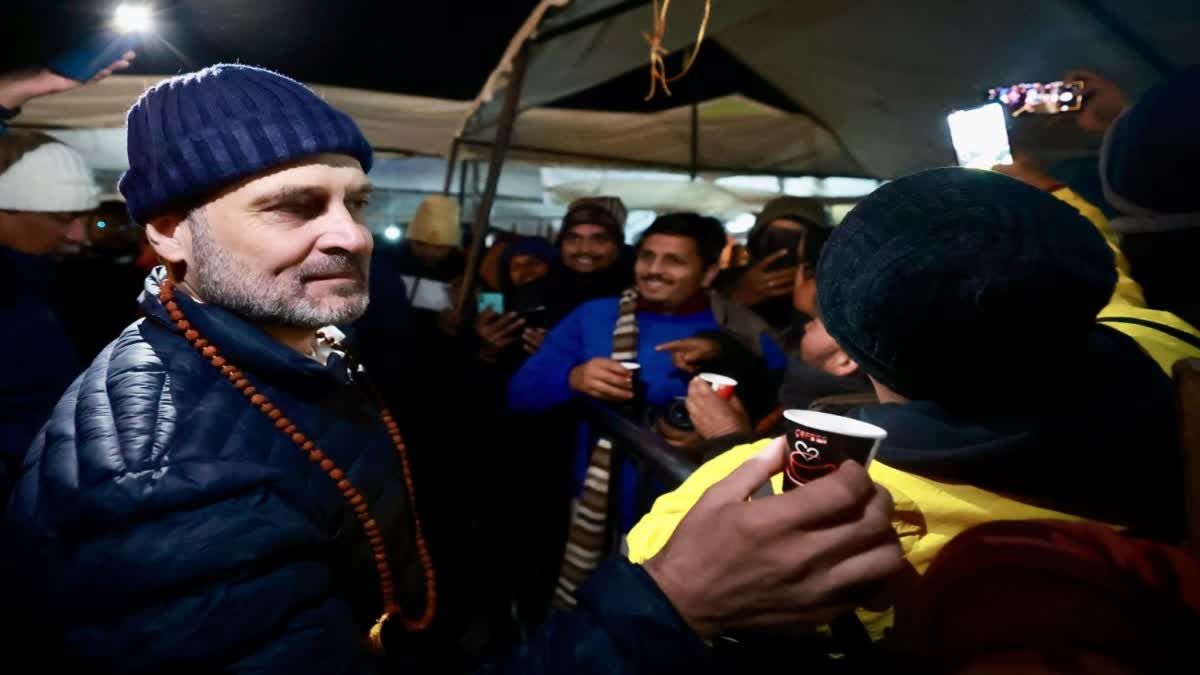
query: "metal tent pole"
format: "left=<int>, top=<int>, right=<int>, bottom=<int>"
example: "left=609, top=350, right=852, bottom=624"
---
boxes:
left=441, top=137, right=461, bottom=195
left=688, top=102, right=699, bottom=181
left=455, top=45, right=529, bottom=313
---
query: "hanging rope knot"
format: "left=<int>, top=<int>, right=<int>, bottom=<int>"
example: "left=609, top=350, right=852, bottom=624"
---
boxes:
left=644, top=0, right=713, bottom=101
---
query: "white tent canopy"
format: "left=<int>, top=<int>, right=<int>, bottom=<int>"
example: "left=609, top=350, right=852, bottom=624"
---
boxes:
left=461, top=93, right=863, bottom=175
left=14, top=74, right=863, bottom=177
left=15, top=74, right=470, bottom=158
left=467, top=0, right=1200, bottom=178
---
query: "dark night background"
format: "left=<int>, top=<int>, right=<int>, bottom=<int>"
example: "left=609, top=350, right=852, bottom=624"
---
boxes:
left=0, top=1, right=802, bottom=113
left=0, top=1, right=541, bottom=100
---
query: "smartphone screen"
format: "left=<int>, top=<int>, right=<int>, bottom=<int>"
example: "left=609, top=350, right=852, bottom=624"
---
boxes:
left=986, top=80, right=1084, bottom=116
left=947, top=103, right=1013, bottom=169
left=477, top=292, right=504, bottom=315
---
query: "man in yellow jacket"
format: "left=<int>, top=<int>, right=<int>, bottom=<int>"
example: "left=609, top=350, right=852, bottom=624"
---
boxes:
left=627, top=168, right=1187, bottom=639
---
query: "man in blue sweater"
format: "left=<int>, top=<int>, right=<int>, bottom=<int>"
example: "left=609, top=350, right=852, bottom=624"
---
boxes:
left=508, top=213, right=787, bottom=524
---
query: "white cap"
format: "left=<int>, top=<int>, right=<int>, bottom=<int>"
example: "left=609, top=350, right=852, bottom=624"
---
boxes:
left=0, top=142, right=101, bottom=212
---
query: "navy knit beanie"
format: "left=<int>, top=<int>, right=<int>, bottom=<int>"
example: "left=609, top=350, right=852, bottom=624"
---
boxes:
left=119, top=64, right=373, bottom=223
left=1101, top=64, right=1200, bottom=216
left=817, top=168, right=1116, bottom=407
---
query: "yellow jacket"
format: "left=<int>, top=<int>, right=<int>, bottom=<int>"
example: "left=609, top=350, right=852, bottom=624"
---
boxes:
left=625, top=439, right=1089, bottom=638
left=627, top=189, right=1198, bottom=638
left=1053, top=187, right=1200, bottom=371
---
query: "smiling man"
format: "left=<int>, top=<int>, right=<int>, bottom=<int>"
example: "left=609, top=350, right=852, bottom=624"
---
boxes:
left=508, top=214, right=786, bottom=548
left=2, top=66, right=904, bottom=674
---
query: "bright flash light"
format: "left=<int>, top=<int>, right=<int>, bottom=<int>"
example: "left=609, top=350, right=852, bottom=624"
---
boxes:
left=383, top=225, right=402, bottom=241
left=114, top=4, right=153, bottom=33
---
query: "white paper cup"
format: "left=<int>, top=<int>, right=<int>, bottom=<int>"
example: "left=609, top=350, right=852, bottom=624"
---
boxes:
left=698, top=372, right=738, bottom=400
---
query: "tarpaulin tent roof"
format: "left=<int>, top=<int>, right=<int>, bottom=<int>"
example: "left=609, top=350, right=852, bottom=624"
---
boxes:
left=465, top=0, right=1200, bottom=178
left=13, top=73, right=852, bottom=175
left=12, top=75, right=471, bottom=158
left=461, top=93, right=864, bottom=175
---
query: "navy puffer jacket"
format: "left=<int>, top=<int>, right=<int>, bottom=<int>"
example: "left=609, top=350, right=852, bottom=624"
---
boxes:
left=2, top=269, right=710, bottom=674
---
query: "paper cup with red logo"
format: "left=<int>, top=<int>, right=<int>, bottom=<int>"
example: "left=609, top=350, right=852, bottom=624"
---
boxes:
left=781, top=410, right=887, bottom=490
left=698, top=372, right=738, bottom=400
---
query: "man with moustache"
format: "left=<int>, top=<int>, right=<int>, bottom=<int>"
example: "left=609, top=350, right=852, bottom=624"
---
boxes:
left=2, top=66, right=904, bottom=674
left=508, top=214, right=786, bottom=549
left=517, top=197, right=635, bottom=355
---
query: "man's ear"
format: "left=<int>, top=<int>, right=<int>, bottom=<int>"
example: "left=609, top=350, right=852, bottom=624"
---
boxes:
left=828, top=351, right=860, bottom=377
left=145, top=212, right=190, bottom=265
left=700, top=263, right=720, bottom=288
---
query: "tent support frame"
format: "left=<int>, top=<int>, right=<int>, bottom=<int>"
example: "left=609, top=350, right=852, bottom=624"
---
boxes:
left=455, top=45, right=530, bottom=313
left=453, top=138, right=871, bottom=180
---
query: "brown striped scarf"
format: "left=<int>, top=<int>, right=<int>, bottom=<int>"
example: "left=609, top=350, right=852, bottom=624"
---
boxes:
left=552, top=287, right=640, bottom=608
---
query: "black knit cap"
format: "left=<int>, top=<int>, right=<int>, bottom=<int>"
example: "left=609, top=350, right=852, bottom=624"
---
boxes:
left=817, top=168, right=1116, bottom=407
left=556, top=196, right=628, bottom=245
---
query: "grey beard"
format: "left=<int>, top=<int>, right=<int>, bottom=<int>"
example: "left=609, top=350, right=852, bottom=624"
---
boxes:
left=190, top=224, right=369, bottom=329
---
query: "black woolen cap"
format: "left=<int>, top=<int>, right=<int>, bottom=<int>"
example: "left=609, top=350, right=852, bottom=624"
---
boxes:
left=817, top=168, right=1116, bottom=408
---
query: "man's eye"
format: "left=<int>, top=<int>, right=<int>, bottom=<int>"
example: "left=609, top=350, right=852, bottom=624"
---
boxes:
left=274, top=200, right=323, bottom=218
left=347, top=197, right=371, bottom=210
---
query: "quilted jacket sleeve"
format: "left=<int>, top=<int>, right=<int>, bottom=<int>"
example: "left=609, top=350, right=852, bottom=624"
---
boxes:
left=1, top=336, right=377, bottom=675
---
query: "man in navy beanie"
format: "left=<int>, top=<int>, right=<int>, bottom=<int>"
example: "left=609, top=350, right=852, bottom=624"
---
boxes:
left=1, top=64, right=904, bottom=674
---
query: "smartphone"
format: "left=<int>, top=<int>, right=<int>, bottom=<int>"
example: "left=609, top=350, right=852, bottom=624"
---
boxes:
left=987, top=80, right=1084, bottom=117
left=477, top=292, right=504, bottom=315
left=47, top=32, right=140, bottom=82
left=946, top=103, right=1013, bottom=170
left=518, top=305, right=553, bottom=329
left=755, top=227, right=806, bottom=271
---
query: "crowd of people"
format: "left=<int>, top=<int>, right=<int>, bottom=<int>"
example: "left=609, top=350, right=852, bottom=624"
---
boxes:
left=1, top=49, right=1199, bottom=674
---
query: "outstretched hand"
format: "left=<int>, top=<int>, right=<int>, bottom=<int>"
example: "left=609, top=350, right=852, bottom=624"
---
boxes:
left=643, top=438, right=903, bottom=638
left=0, top=51, right=136, bottom=109
left=655, top=337, right=720, bottom=373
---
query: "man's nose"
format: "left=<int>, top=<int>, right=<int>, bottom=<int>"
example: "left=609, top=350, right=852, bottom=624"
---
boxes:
left=317, top=208, right=373, bottom=256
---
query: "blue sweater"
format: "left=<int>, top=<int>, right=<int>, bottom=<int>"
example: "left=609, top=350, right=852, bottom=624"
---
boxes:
left=507, top=298, right=785, bottom=529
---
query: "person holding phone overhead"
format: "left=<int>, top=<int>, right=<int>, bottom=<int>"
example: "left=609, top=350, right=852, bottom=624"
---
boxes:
left=0, top=51, right=136, bottom=134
